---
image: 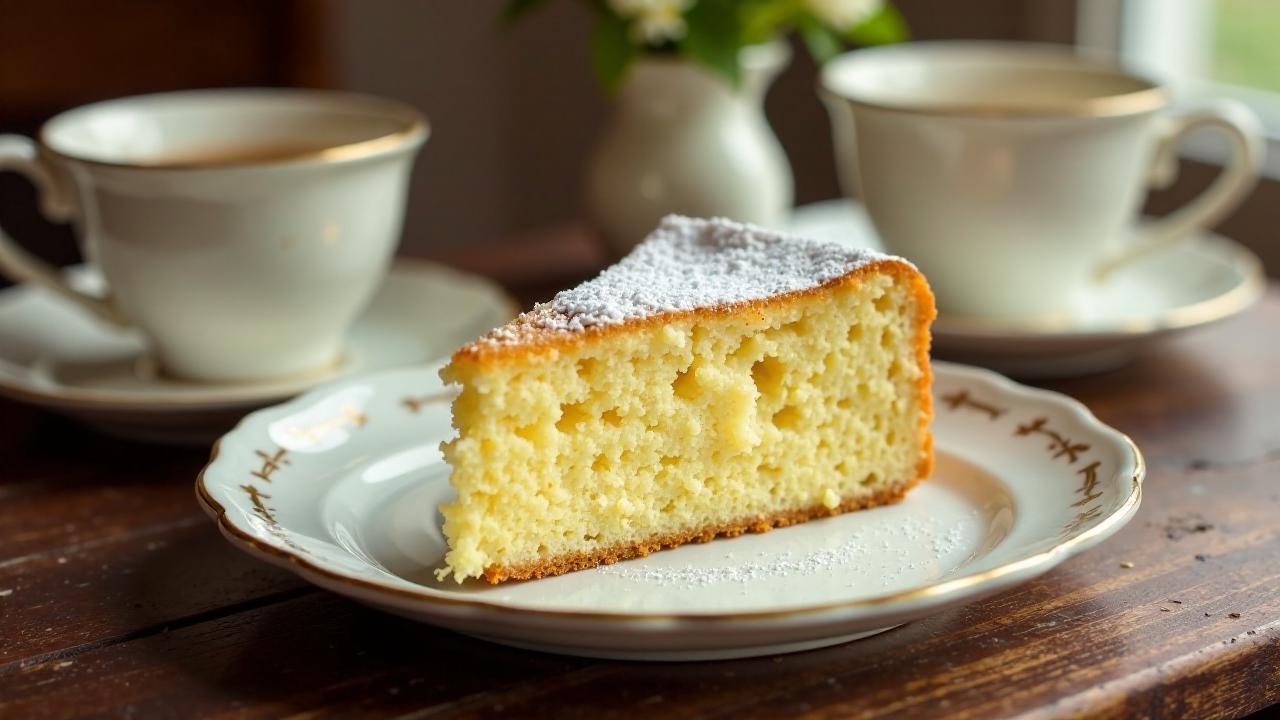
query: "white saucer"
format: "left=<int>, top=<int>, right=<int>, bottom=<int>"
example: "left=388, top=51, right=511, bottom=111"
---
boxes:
left=787, top=200, right=1266, bottom=376
left=0, top=258, right=514, bottom=443
left=198, top=361, right=1143, bottom=661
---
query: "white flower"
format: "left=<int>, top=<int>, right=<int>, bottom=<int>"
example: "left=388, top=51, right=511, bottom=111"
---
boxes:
left=607, top=0, right=696, bottom=46
left=806, top=0, right=883, bottom=31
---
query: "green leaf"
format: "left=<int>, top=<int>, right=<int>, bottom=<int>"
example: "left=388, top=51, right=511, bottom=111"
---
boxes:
left=846, top=3, right=909, bottom=45
left=500, top=0, right=552, bottom=26
left=591, top=11, right=636, bottom=92
left=683, top=0, right=744, bottom=86
left=797, top=12, right=842, bottom=64
left=739, top=0, right=803, bottom=46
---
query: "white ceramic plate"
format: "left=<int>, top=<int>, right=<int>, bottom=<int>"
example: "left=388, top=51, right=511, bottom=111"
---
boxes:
left=0, top=259, right=514, bottom=443
left=787, top=200, right=1265, bottom=376
left=198, top=361, right=1144, bottom=661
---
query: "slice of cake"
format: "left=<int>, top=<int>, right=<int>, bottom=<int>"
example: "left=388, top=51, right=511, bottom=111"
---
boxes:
left=437, top=215, right=935, bottom=584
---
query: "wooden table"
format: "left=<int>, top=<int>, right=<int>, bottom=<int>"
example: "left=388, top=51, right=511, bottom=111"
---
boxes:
left=2, top=236, right=1278, bottom=719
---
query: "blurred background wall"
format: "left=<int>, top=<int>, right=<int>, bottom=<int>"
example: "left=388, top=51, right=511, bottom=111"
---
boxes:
left=0, top=0, right=1274, bottom=281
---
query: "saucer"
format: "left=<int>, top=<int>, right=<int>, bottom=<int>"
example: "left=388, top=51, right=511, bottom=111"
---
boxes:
left=787, top=200, right=1266, bottom=377
left=0, top=258, right=515, bottom=443
left=198, top=361, right=1143, bottom=661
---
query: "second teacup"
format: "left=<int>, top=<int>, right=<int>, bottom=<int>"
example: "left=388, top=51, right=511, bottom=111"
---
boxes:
left=0, top=88, right=428, bottom=383
left=820, top=41, right=1263, bottom=320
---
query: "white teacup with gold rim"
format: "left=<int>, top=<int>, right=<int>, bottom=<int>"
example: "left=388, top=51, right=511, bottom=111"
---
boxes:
left=820, top=41, right=1264, bottom=321
left=0, top=88, right=427, bottom=383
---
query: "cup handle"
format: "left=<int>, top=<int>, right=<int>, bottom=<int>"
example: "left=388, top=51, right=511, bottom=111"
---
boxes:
left=0, top=134, right=126, bottom=325
left=1096, top=99, right=1265, bottom=279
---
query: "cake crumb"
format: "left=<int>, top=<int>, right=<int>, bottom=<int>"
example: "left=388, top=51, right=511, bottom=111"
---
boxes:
left=822, top=488, right=840, bottom=510
left=1163, top=514, right=1214, bottom=540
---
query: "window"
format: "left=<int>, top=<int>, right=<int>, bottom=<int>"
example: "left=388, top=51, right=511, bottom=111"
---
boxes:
left=1078, top=0, right=1280, bottom=177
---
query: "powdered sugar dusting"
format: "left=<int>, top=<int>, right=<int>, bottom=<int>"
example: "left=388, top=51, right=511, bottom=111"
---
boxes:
left=595, top=511, right=978, bottom=591
left=476, top=215, right=895, bottom=346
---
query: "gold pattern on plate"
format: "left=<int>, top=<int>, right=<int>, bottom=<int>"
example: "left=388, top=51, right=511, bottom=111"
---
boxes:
left=250, top=448, right=290, bottom=482
left=940, top=389, right=1006, bottom=419
left=240, top=483, right=274, bottom=522
left=402, top=392, right=453, bottom=414
left=1061, top=504, right=1104, bottom=538
left=239, top=481, right=305, bottom=552
left=1072, top=461, right=1103, bottom=508
left=944, top=386, right=1110, bottom=540
left=240, top=457, right=307, bottom=552
left=284, top=405, right=367, bottom=443
left=1015, top=417, right=1091, bottom=463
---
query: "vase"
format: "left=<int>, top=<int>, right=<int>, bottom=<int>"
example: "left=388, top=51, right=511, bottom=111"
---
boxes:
left=586, top=41, right=795, bottom=256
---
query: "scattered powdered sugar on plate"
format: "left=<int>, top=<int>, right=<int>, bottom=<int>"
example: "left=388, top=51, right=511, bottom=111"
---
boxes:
left=932, top=521, right=968, bottom=557
left=595, top=512, right=978, bottom=590
left=476, top=215, right=897, bottom=345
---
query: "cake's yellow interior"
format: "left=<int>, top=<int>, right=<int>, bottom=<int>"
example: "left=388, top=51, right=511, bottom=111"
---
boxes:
left=438, top=271, right=930, bottom=583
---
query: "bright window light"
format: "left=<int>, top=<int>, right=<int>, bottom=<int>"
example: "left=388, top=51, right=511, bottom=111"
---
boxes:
left=1078, top=0, right=1280, bottom=177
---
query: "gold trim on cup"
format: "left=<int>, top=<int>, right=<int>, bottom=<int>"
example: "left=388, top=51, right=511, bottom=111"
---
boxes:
left=819, top=41, right=1171, bottom=120
left=827, top=86, right=1170, bottom=120
left=38, top=89, right=429, bottom=171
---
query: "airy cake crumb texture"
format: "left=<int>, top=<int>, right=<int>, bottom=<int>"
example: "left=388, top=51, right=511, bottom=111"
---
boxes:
left=437, top=285, right=933, bottom=582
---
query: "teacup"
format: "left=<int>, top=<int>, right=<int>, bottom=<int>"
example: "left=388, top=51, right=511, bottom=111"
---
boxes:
left=820, top=41, right=1263, bottom=320
left=0, top=88, right=427, bottom=382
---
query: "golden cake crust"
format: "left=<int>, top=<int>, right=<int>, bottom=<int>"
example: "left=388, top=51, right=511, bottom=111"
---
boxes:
left=453, top=259, right=933, bottom=367
left=481, top=476, right=922, bottom=584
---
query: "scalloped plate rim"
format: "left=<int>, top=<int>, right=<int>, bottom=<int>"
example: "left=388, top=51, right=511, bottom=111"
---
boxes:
left=196, top=360, right=1144, bottom=633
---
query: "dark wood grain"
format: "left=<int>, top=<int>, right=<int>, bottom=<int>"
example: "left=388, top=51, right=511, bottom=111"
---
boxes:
left=0, top=260, right=1276, bottom=718
left=0, top=405, right=312, bottom=667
